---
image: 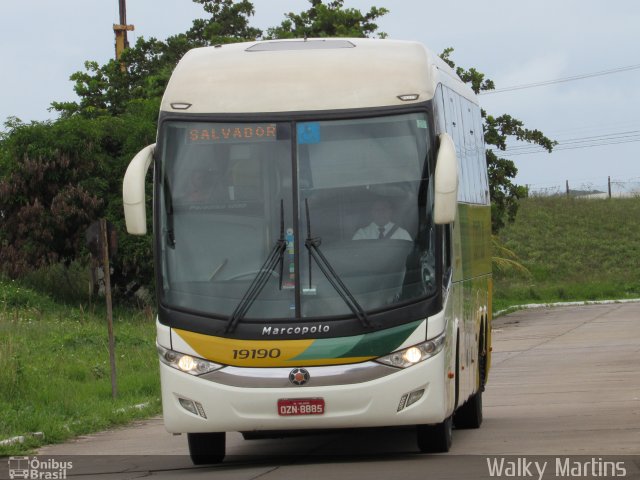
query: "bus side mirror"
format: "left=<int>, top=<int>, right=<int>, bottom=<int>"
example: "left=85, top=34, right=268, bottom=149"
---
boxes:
left=433, top=133, right=458, bottom=225
left=123, top=144, right=155, bottom=235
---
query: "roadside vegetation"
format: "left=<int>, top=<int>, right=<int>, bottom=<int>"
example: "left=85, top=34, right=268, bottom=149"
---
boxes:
left=493, top=195, right=640, bottom=313
left=0, top=278, right=159, bottom=456
left=3, top=0, right=630, bottom=457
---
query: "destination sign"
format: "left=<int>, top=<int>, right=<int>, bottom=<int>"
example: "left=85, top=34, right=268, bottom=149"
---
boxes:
left=188, top=124, right=277, bottom=143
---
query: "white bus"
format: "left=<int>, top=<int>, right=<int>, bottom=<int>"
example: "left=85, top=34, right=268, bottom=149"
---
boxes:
left=123, top=38, right=492, bottom=464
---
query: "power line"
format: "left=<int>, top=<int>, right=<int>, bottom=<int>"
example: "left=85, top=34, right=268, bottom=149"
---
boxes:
left=494, top=130, right=640, bottom=156
left=505, top=130, right=640, bottom=152
left=503, top=138, right=640, bottom=155
left=480, top=63, right=640, bottom=95
left=500, top=137, right=640, bottom=156
left=529, top=119, right=640, bottom=139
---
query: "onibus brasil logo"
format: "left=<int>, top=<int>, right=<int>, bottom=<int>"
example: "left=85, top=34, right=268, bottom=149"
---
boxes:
left=8, top=457, right=72, bottom=480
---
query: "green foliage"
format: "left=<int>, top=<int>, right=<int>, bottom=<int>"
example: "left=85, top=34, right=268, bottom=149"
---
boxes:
left=51, top=0, right=386, bottom=118
left=0, top=118, right=103, bottom=275
left=20, top=261, right=92, bottom=304
left=51, top=42, right=174, bottom=118
left=190, top=0, right=262, bottom=44
left=492, top=235, right=531, bottom=277
left=0, top=100, right=157, bottom=288
left=486, top=150, right=529, bottom=230
left=440, top=48, right=495, bottom=94
left=51, top=0, right=262, bottom=118
left=493, top=196, right=640, bottom=312
left=266, top=0, right=388, bottom=39
left=440, top=48, right=557, bottom=232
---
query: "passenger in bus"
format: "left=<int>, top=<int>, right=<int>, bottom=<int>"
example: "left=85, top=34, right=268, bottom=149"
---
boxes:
left=182, top=164, right=228, bottom=203
left=182, top=168, right=211, bottom=202
left=352, top=199, right=412, bottom=241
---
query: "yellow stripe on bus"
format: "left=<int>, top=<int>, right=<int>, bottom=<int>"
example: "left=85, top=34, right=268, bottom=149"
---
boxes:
left=173, top=328, right=374, bottom=367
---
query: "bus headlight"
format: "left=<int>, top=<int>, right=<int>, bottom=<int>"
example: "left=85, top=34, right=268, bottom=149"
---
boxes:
left=157, top=344, right=222, bottom=375
left=375, top=333, right=446, bottom=369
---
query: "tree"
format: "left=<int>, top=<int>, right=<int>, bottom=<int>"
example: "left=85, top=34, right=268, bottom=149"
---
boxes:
left=51, top=0, right=390, bottom=118
left=0, top=100, right=158, bottom=286
left=440, top=48, right=556, bottom=231
left=51, top=0, right=262, bottom=118
left=0, top=118, right=102, bottom=275
left=266, top=0, right=388, bottom=38
left=189, top=0, right=262, bottom=44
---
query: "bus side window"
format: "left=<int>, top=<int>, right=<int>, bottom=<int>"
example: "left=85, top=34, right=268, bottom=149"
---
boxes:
left=473, top=103, right=490, bottom=204
left=443, top=86, right=467, bottom=202
left=461, top=99, right=478, bottom=203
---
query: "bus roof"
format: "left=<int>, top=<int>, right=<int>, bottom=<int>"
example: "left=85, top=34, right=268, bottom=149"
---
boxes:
left=161, top=38, right=476, bottom=115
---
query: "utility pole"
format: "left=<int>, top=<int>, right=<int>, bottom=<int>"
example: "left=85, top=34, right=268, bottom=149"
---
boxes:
left=114, top=0, right=134, bottom=64
left=100, top=219, right=118, bottom=400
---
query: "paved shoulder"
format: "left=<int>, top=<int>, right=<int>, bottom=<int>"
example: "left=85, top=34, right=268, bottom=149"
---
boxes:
left=478, top=302, right=640, bottom=454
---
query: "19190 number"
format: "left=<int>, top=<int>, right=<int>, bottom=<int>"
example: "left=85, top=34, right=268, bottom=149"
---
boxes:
left=232, top=348, right=281, bottom=360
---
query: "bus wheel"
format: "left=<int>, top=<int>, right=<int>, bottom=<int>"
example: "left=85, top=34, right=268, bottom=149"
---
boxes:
left=453, top=389, right=483, bottom=429
left=416, top=416, right=453, bottom=453
left=454, top=330, right=485, bottom=429
left=187, top=432, right=225, bottom=464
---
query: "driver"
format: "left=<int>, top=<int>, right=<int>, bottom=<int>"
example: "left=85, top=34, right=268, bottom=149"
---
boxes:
left=352, top=199, right=412, bottom=241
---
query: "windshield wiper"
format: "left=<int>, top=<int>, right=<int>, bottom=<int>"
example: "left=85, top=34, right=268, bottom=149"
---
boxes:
left=304, top=199, right=371, bottom=328
left=225, top=200, right=286, bottom=333
left=163, top=173, right=175, bottom=248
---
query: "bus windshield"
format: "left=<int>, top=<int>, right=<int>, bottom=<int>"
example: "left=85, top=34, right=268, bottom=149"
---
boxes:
left=158, top=112, right=436, bottom=322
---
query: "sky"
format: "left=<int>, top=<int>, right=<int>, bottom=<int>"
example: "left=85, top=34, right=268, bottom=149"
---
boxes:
left=1, top=0, right=639, bottom=193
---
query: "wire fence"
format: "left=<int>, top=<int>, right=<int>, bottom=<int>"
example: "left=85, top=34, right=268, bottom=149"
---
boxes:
left=526, top=177, right=640, bottom=198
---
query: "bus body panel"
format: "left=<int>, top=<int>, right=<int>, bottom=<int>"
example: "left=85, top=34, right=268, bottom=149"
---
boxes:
left=160, top=39, right=475, bottom=115
left=448, top=274, right=491, bottom=404
left=158, top=306, right=460, bottom=433
left=452, top=203, right=492, bottom=392
left=160, top=346, right=451, bottom=433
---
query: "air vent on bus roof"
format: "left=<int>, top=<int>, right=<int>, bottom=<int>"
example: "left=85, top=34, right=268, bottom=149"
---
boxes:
left=246, top=39, right=356, bottom=52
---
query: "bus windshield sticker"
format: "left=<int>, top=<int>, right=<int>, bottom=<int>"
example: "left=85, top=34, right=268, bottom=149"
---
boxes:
left=297, top=123, right=321, bottom=145
left=417, top=119, right=428, bottom=129
left=188, top=124, right=277, bottom=143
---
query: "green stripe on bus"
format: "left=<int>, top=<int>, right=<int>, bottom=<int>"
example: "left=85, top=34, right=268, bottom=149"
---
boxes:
left=292, top=320, right=422, bottom=361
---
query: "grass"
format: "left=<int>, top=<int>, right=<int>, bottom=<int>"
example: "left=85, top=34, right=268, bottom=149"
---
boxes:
left=493, top=195, right=640, bottom=313
left=0, top=279, right=160, bottom=455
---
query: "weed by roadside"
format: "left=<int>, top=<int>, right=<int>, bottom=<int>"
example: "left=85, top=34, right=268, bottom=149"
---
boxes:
left=0, top=279, right=160, bottom=455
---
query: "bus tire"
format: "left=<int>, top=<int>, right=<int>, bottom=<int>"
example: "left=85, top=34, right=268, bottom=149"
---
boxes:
left=187, top=432, right=225, bottom=464
left=453, top=390, right=483, bottom=429
left=479, top=320, right=488, bottom=393
left=416, top=415, right=453, bottom=453
left=454, top=325, right=485, bottom=429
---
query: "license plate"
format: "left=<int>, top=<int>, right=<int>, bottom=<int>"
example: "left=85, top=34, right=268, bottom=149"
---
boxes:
left=277, top=398, right=325, bottom=416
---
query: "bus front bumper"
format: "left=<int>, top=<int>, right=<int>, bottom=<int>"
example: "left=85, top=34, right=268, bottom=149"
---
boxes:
left=160, top=352, right=451, bottom=433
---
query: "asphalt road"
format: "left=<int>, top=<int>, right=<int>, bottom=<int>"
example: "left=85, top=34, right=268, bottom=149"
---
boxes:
left=22, top=303, right=640, bottom=479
